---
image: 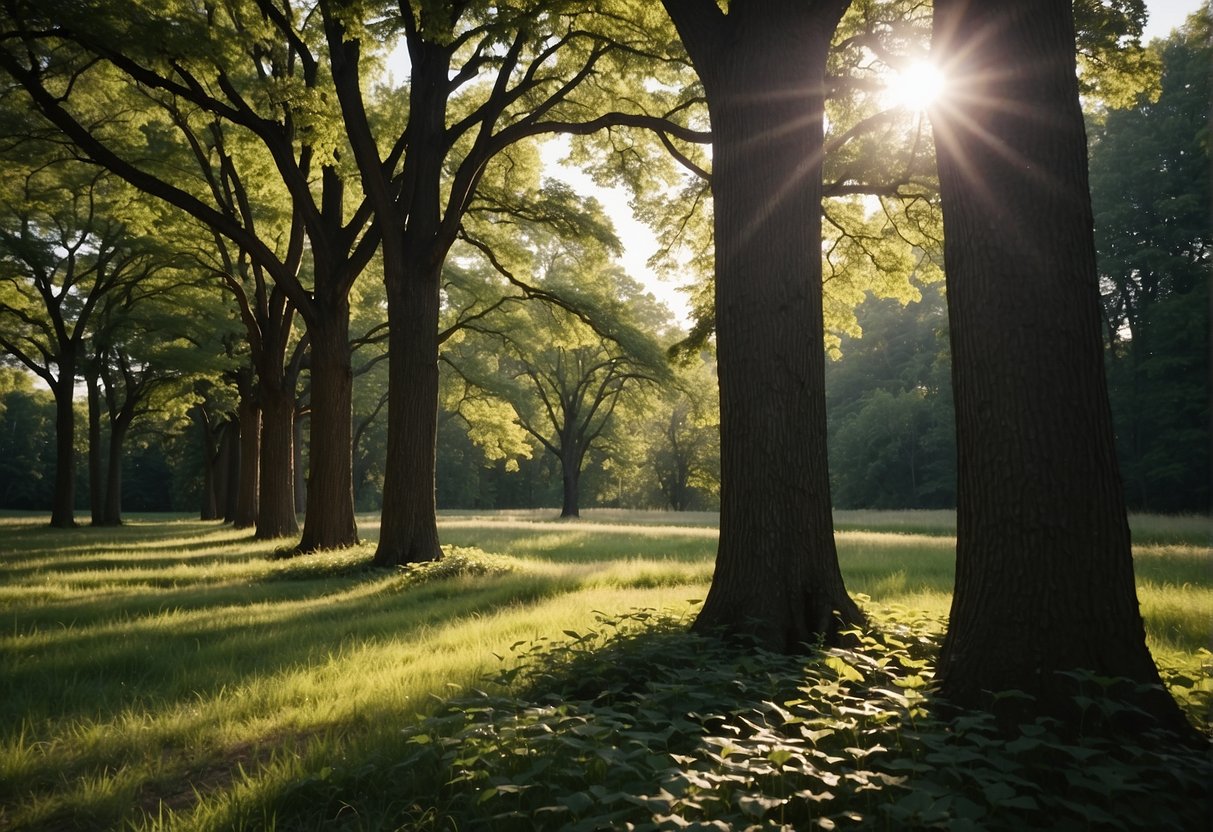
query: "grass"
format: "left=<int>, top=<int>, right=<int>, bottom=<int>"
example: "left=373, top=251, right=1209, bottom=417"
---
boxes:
left=0, top=509, right=1209, bottom=831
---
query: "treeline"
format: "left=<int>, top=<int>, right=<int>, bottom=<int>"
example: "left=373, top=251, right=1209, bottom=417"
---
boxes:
left=0, top=3, right=1206, bottom=529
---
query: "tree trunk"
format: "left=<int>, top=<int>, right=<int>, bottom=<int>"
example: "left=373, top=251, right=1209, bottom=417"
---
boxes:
left=256, top=384, right=299, bottom=540
left=664, top=0, right=861, bottom=651
left=198, top=406, right=223, bottom=521
left=221, top=418, right=240, bottom=522
left=931, top=0, right=1194, bottom=738
left=49, top=358, right=77, bottom=529
left=559, top=451, right=580, bottom=519
left=373, top=261, right=442, bottom=566
left=297, top=311, right=359, bottom=552
left=293, top=407, right=307, bottom=515
left=233, top=384, right=259, bottom=529
left=102, top=417, right=128, bottom=526
left=87, top=374, right=104, bottom=526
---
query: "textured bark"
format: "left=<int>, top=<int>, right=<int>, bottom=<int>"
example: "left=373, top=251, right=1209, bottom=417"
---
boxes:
left=233, top=388, right=259, bottom=529
left=373, top=260, right=442, bottom=566
left=256, top=385, right=299, bottom=539
left=293, top=408, right=307, bottom=515
left=366, top=38, right=450, bottom=568
left=931, top=0, right=1195, bottom=737
left=663, top=0, right=861, bottom=651
left=49, top=353, right=77, bottom=529
left=87, top=375, right=104, bottom=526
left=559, top=452, right=581, bottom=519
left=297, top=311, right=359, bottom=552
left=220, top=418, right=240, bottom=522
left=102, top=417, right=128, bottom=526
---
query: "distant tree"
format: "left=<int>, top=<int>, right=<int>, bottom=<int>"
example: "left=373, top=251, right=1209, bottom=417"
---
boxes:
left=0, top=368, right=54, bottom=508
left=0, top=160, right=166, bottom=527
left=826, top=283, right=954, bottom=509
left=631, top=354, right=720, bottom=512
left=1089, top=10, right=1211, bottom=512
left=451, top=262, right=668, bottom=519
left=929, top=0, right=1195, bottom=737
left=88, top=283, right=224, bottom=525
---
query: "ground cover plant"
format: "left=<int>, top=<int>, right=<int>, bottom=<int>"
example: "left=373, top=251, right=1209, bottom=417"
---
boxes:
left=0, top=511, right=1209, bottom=830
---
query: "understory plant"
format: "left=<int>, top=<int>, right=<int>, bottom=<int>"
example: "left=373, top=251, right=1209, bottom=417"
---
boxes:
left=268, top=606, right=1212, bottom=831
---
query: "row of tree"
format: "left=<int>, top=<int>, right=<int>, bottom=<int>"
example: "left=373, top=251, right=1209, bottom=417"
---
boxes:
left=0, top=0, right=1206, bottom=740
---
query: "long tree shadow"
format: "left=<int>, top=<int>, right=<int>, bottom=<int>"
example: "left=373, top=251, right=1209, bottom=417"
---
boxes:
left=260, top=611, right=1213, bottom=832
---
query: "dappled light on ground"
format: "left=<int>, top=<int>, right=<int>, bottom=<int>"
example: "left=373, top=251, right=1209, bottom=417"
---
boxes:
left=0, top=511, right=1208, bottom=829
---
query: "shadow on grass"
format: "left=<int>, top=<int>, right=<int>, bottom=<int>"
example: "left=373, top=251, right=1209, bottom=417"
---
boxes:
left=257, top=610, right=1213, bottom=832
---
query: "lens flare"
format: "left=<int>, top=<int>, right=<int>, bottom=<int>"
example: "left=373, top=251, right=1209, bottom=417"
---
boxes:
left=884, top=61, right=946, bottom=112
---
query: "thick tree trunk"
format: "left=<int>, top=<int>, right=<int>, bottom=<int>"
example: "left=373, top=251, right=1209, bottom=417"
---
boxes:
left=87, top=375, right=104, bottom=526
left=666, top=0, right=861, bottom=651
left=559, top=452, right=580, bottom=519
left=931, top=0, right=1194, bottom=737
left=233, top=387, right=260, bottom=529
left=49, top=363, right=77, bottom=529
left=102, top=418, right=128, bottom=526
left=256, top=384, right=299, bottom=540
left=297, top=311, right=359, bottom=552
left=373, top=262, right=442, bottom=566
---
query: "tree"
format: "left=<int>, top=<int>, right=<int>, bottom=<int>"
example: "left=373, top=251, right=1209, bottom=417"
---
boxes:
left=929, top=0, right=1194, bottom=737
left=621, top=353, right=720, bottom=511
left=87, top=280, right=223, bottom=525
left=0, top=368, right=54, bottom=508
left=1090, top=10, right=1211, bottom=512
left=448, top=257, right=667, bottom=518
left=317, top=0, right=708, bottom=565
left=0, top=159, right=163, bottom=527
left=0, top=0, right=377, bottom=548
left=657, top=0, right=863, bottom=650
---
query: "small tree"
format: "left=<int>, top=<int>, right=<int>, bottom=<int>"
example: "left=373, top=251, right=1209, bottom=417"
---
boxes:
left=451, top=262, right=668, bottom=519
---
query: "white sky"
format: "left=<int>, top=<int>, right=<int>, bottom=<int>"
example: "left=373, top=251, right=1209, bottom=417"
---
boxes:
left=1143, top=0, right=1205, bottom=40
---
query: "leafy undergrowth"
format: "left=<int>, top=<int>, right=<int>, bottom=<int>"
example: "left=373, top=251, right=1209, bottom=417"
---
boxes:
left=268, top=607, right=1212, bottom=831
left=265, top=545, right=514, bottom=585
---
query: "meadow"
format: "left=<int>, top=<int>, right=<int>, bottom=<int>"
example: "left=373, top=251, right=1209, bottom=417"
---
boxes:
left=0, top=510, right=1209, bottom=831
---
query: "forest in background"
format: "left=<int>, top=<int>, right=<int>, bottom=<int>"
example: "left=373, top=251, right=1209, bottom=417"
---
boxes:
left=0, top=4, right=1207, bottom=521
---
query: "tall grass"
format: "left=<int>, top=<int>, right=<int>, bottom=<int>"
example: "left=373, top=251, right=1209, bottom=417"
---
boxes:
left=0, top=510, right=1208, bottom=830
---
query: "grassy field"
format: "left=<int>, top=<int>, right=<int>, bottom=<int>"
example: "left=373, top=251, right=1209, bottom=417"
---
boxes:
left=0, top=510, right=1209, bottom=830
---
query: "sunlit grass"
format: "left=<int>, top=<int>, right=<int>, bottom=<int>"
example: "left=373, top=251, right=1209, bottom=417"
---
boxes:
left=0, top=510, right=1208, bottom=830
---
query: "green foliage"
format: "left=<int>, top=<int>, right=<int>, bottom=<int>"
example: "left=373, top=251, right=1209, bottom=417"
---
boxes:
left=826, top=283, right=955, bottom=509
left=394, top=545, right=518, bottom=586
left=0, top=376, right=55, bottom=507
left=268, top=607, right=1212, bottom=831
left=1073, top=0, right=1162, bottom=110
left=1090, top=11, right=1211, bottom=512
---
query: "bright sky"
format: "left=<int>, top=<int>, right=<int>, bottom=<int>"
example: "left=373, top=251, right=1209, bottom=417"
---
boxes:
left=1143, top=0, right=1205, bottom=40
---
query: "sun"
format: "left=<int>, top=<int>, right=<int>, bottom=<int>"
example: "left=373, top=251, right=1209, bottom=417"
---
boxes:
left=883, top=60, right=947, bottom=112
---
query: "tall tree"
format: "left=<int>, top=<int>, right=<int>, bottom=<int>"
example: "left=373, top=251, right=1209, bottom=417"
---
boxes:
left=320, top=0, right=706, bottom=565
left=659, top=0, right=863, bottom=650
left=929, top=0, right=1194, bottom=736
left=0, top=162, right=159, bottom=527
left=0, top=0, right=377, bottom=548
